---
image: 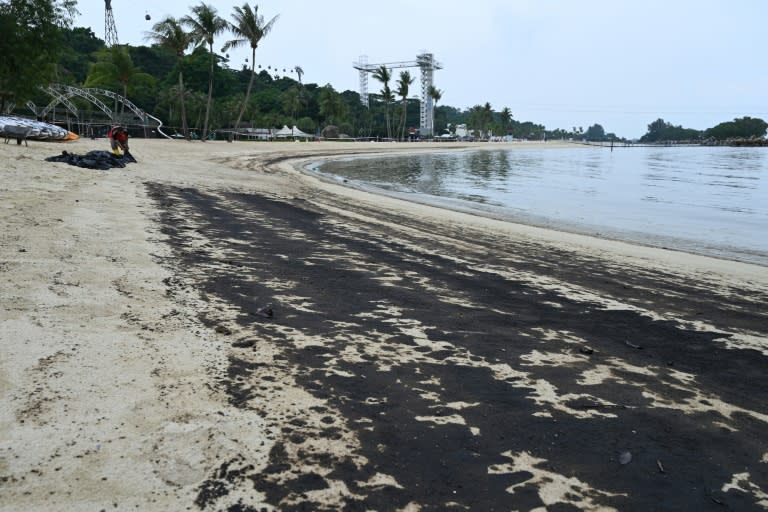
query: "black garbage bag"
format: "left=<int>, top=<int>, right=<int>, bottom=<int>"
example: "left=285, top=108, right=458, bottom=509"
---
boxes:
left=122, top=150, right=137, bottom=163
left=45, top=150, right=137, bottom=170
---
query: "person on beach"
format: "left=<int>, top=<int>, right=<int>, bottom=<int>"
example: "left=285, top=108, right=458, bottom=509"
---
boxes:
left=108, top=125, right=129, bottom=156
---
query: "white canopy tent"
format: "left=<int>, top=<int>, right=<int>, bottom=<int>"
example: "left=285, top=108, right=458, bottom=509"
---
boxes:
left=274, top=125, right=313, bottom=139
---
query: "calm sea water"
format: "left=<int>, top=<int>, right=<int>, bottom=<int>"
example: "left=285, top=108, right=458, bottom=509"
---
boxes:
left=311, top=145, right=768, bottom=265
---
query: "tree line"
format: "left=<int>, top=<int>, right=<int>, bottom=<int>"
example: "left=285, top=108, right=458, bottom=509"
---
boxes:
left=2, top=0, right=766, bottom=142
left=640, top=117, right=768, bottom=143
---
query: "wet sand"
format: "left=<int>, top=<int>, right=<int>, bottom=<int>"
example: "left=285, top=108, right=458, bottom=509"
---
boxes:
left=1, top=138, right=767, bottom=511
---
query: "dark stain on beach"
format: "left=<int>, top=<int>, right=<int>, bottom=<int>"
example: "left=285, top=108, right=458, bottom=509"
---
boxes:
left=147, top=182, right=768, bottom=511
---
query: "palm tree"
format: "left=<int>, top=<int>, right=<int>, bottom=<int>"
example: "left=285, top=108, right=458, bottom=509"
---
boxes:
left=294, top=65, right=304, bottom=84
left=396, top=71, right=414, bottom=140
left=182, top=2, right=228, bottom=141
left=219, top=95, right=243, bottom=131
left=85, top=46, right=154, bottom=119
left=281, top=86, right=306, bottom=124
left=427, top=85, right=443, bottom=106
left=372, top=65, right=392, bottom=139
left=428, top=85, right=443, bottom=134
left=145, top=17, right=192, bottom=139
left=187, top=90, right=208, bottom=135
left=482, top=102, right=494, bottom=138
left=222, top=3, right=278, bottom=140
left=318, top=85, right=346, bottom=127
left=157, top=84, right=191, bottom=129
left=499, top=107, right=512, bottom=136
left=467, top=104, right=483, bottom=138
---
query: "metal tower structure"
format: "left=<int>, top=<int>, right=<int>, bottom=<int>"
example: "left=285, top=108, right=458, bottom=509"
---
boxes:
left=28, top=83, right=171, bottom=139
left=354, top=55, right=370, bottom=107
left=104, top=0, right=119, bottom=47
left=353, top=52, right=442, bottom=137
left=416, top=53, right=440, bottom=137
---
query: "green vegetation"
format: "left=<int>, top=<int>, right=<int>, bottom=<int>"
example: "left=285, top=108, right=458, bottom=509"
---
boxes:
left=221, top=3, right=278, bottom=140
left=182, top=2, right=228, bottom=140
left=84, top=46, right=156, bottom=111
left=705, top=117, right=768, bottom=141
left=372, top=65, right=393, bottom=139
left=145, top=16, right=193, bottom=138
left=639, top=117, right=768, bottom=143
left=0, top=0, right=77, bottom=111
left=640, top=119, right=702, bottom=143
left=396, top=71, right=414, bottom=140
left=3, top=0, right=766, bottom=143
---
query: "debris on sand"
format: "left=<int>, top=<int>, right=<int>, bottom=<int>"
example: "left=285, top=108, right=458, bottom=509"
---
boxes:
left=251, top=304, right=274, bottom=318
left=45, top=150, right=137, bottom=170
left=619, top=451, right=633, bottom=465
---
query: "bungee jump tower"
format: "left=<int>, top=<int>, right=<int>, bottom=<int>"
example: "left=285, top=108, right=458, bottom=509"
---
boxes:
left=354, top=52, right=442, bottom=137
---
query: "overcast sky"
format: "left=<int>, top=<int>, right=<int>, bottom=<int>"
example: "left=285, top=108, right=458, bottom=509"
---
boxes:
left=75, top=0, right=767, bottom=138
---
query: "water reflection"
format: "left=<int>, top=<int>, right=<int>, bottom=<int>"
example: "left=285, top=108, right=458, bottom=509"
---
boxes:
left=464, top=151, right=513, bottom=181
left=711, top=148, right=765, bottom=172
left=316, top=147, right=768, bottom=264
left=414, top=154, right=444, bottom=195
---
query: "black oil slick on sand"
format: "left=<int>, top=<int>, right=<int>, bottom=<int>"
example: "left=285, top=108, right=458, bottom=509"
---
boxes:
left=147, top=179, right=768, bottom=512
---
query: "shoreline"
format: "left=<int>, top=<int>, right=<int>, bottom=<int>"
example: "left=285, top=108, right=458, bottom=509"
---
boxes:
left=302, top=146, right=768, bottom=269
left=282, top=147, right=768, bottom=285
left=2, top=139, right=767, bottom=510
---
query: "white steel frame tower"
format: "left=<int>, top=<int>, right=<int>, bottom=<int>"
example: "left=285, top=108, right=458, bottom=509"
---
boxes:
left=417, top=53, right=438, bottom=137
left=353, top=52, right=442, bottom=137
left=104, top=0, right=119, bottom=47
left=355, top=55, right=370, bottom=108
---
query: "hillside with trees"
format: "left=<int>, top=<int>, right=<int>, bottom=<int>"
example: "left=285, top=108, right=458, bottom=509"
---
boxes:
left=639, top=117, right=768, bottom=144
left=2, top=0, right=766, bottom=143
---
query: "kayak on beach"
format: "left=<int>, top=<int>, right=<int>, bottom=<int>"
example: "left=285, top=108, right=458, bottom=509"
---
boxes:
left=0, top=115, right=79, bottom=141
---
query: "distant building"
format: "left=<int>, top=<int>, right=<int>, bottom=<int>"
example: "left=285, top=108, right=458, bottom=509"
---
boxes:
left=243, top=128, right=273, bottom=140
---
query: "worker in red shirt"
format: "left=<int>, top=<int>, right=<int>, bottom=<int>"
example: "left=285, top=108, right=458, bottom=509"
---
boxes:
left=108, top=125, right=129, bottom=155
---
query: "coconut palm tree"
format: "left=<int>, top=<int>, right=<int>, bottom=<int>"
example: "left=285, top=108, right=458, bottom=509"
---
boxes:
left=222, top=3, right=278, bottom=140
left=294, top=65, right=304, bottom=84
left=187, top=90, right=207, bottom=135
left=396, top=70, right=414, bottom=140
left=281, top=86, right=306, bottom=124
left=182, top=2, right=228, bottom=141
left=467, top=104, right=483, bottom=138
left=427, top=85, right=442, bottom=107
left=84, top=46, right=154, bottom=119
left=482, top=102, right=494, bottom=138
left=145, top=17, right=192, bottom=139
left=318, top=85, right=346, bottom=127
left=499, top=107, right=513, bottom=136
left=157, top=84, right=192, bottom=130
left=372, top=65, right=392, bottom=139
left=428, top=85, right=443, bottom=134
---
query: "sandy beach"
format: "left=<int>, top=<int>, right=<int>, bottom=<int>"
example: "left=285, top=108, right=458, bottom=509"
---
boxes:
left=1, top=138, right=767, bottom=511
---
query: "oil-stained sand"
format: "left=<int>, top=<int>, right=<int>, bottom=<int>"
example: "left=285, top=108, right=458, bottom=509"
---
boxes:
left=147, top=173, right=768, bottom=511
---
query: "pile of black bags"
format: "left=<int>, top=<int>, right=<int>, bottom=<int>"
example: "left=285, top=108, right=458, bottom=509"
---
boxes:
left=46, top=150, right=137, bottom=170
